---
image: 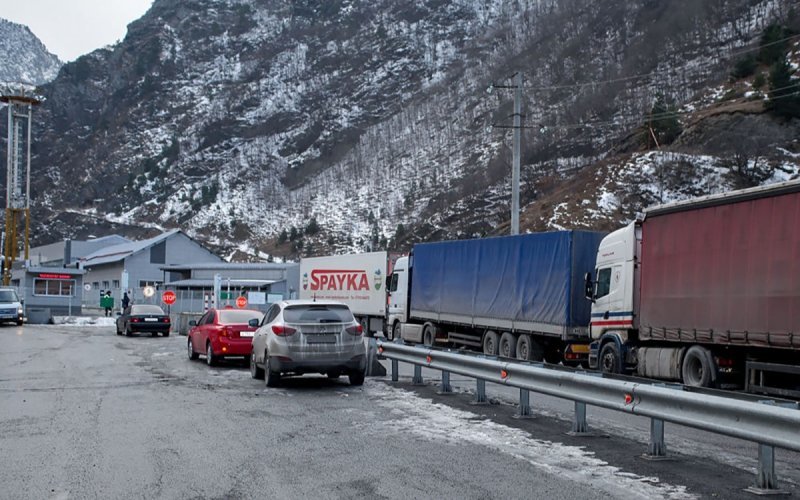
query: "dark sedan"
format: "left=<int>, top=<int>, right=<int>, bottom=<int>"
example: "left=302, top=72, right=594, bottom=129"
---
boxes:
left=116, top=304, right=171, bottom=337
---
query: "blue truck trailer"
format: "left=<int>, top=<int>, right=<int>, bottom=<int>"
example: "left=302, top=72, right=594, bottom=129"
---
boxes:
left=386, top=231, right=606, bottom=362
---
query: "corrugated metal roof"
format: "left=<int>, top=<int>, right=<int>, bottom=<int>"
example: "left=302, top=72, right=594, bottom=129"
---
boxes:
left=161, top=262, right=298, bottom=271
left=80, top=229, right=181, bottom=267
left=166, top=278, right=280, bottom=288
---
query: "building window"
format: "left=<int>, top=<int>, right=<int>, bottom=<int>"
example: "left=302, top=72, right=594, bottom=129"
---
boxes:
left=138, top=280, right=162, bottom=288
left=113, top=280, right=120, bottom=289
left=102, top=281, right=110, bottom=290
left=93, top=282, right=99, bottom=290
left=150, top=241, right=166, bottom=264
left=33, top=279, right=75, bottom=297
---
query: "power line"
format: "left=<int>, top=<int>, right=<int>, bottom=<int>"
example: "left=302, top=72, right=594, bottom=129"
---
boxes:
left=518, top=33, right=800, bottom=93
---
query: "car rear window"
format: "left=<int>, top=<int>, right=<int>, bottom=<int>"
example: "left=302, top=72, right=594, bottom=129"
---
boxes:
left=132, top=305, right=165, bottom=315
left=218, top=310, right=264, bottom=324
left=283, top=305, right=353, bottom=324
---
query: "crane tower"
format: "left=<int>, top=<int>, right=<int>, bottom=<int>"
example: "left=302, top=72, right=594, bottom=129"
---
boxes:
left=1, top=86, right=40, bottom=285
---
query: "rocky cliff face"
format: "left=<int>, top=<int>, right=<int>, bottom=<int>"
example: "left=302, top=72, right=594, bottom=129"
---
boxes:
left=20, top=0, right=800, bottom=258
left=0, top=18, right=62, bottom=84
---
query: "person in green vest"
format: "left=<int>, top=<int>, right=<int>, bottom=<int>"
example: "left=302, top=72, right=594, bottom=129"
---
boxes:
left=100, top=291, right=114, bottom=317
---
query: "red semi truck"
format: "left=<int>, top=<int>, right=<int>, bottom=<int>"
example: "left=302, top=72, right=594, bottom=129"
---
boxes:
left=585, top=180, right=800, bottom=396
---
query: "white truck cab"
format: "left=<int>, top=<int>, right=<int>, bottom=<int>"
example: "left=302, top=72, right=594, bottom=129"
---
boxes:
left=386, top=256, right=409, bottom=341
left=587, top=222, right=640, bottom=371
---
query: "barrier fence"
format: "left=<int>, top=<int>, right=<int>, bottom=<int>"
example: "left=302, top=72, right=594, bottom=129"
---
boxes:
left=377, top=341, right=800, bottom=495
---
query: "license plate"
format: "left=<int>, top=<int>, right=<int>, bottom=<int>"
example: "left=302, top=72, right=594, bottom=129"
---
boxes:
left=239, top=331, right=254, bottom=338
left=570, top=344, right=591, bottom=353
left=144, top=318, right=158, bottom=322
left=307, top=335, right=336, bottom=344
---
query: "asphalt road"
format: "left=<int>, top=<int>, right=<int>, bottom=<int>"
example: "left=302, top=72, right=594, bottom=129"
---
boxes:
left=0, top=324, right=796, bottom=499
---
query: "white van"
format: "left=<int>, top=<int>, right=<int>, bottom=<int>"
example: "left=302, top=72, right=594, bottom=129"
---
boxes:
left=0, top=288, right=24, bottom=325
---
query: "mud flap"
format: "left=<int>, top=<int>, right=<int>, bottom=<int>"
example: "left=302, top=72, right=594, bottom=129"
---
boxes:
left=365, top=338, right=387, bottom=377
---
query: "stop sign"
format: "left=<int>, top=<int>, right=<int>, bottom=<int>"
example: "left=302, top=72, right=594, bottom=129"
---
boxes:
left=162, top=290, right=177, bottom=305
left=235, top=296, right=247, bottom=308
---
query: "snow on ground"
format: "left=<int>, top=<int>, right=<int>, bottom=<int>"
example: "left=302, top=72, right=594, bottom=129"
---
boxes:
left=52, top=316, right=116, bottom=326
left=368, top=385, right=695, bottom=500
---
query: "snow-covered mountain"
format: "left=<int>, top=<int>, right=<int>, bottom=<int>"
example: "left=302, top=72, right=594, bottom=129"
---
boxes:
left=20, top=0, right=800, bottom=260
left=0, top=18, right=62, bottom=84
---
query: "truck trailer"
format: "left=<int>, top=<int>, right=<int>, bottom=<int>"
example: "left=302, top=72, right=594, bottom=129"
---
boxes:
left=299, top=251, right=397, bottom=336
left=586, top=180, right=800, bottom=396
left=387, top=231, right=606, bottom=362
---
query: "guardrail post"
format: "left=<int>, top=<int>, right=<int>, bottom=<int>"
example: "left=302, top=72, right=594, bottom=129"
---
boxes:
left=412, top=365, right=424, bottom=385
left=512, top=388, right=533, bottom=419
left=642, top=418, right=669, bottom=460
left=567, top=401, right=592, bottom=436
left=470, top=379, right=488, bottom=405
left=745, top=443, right=786, bottom=495
left=438, top=370, right=453, bottom=394
left=391, top=359, right=399, bottom=382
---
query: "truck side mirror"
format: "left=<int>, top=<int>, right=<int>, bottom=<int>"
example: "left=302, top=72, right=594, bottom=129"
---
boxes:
left=188, top=320, right=196, bottom=326
left=584, top=272, right=595, bottom=302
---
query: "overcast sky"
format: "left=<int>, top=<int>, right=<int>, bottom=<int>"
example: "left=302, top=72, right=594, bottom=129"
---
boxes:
left=2, top=0, right=155, bottom=62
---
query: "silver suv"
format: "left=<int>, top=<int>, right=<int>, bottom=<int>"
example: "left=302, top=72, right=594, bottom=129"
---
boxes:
left=0, top=288, right=24, bottom=325
left=249, top=300, right=367, bottom=387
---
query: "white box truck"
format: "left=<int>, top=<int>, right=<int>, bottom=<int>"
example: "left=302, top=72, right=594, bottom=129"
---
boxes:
left=299, top=252, right=396, bottom=337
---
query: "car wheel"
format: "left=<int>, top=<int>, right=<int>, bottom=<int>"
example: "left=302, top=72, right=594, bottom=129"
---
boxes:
left=349, top=370, right=365, bottom=386
left=125, top=326, right=133, bottom=337
left=499, top=332, right=517, bottom=358
left=250, top=353, right=264, bottom=380
left=162, top=331, right=170, bottom=337
left=682, top=346, right=716, bottom=388
left=599, top=342, right=622, bottom=374
left=206, top=343, right=217, bottom=367
left=16, top=319, right=23, bottom=326
left=516, top=335, right=544, bottom=362
left=482, top=330, right=499, bottom=356
left=188, top=339, right=199, bottom=360
left=265, top=355, right=281, bottom=387
left=116, top=325, right=122, bottom=336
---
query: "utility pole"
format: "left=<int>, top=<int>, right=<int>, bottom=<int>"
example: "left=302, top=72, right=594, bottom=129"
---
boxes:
left=511, top=72, right=522, bottom=235
left=490, top=72, right=524, bottom=235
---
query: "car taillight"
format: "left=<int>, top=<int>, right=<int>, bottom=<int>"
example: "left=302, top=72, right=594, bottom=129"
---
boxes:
left=346, top=323, right=363, bottom=336
left=272, top=325, right=296, bottom=336
left=164, top=317, right=170, bottom=323
left=131, top=318, right=141, bottom=323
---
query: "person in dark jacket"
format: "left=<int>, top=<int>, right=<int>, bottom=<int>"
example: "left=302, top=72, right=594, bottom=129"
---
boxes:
left=121, top=292, right=130, bottom=310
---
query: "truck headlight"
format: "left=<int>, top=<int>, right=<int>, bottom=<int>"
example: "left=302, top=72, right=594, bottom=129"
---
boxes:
left=17, top=308, right=23, bottom=314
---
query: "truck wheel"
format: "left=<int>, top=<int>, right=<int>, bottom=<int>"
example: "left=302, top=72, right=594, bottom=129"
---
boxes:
left=482, top=331, right=499, bottom=356
left=682, top=346, right=716, bottom=388
left=516, top=335, right=544, bottom=362
left=422, top=325, right=435, bottom=346
left=385, top=322, right=395, bottom=341
left=499, top=332, right=517, bottom=358
left=360, top=317, right=372, bottom=338
left=599, top=342, right=622, bottom=374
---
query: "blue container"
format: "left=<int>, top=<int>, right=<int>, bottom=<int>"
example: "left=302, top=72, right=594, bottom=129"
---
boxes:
left=409, top=231, right=605, bottom=339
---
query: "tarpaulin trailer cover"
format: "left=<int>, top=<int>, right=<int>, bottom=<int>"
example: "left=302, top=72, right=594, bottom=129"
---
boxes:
left=409, top=231, right=605, bottom=333
left=639, top=186, right=800, bottom=349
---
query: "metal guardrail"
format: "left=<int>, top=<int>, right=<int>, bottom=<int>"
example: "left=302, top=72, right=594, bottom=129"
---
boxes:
left=377, top=341, right=800, bottom=495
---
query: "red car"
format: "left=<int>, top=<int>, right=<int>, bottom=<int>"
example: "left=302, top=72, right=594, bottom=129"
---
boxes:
left=187, top=308, right=265, bottom=366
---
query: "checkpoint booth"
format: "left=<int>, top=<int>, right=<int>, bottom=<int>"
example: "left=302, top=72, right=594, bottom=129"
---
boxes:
left=11, top=266, right=86, bottom=322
